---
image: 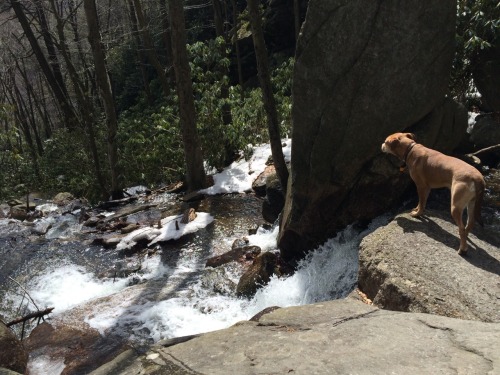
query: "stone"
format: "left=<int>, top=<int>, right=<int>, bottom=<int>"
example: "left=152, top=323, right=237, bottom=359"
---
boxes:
left=279, top=0, right=457, bottom=265
left=469, top=113, right=500, bottom=149
left=52, top=192, right=75, bottom=206
left=0, top=321, right=27, bottom=373
left=89, top=298, right=500, bottom=375
left=9, top=206, right=27, bottom=221
left=252, top=165, right=276, bottom=196
left=261, top=172, right=284, bottom=224
left=26, top=322, right=129, bottom=375
left=472, top=41, right=500, bottom=112
left=236, top=252, right=279, bottom=297
left=358, top=209, right=500, bottom=322
left=180, top=208, right=196, bottom=224
left=205, top=245, right=261, bottom=268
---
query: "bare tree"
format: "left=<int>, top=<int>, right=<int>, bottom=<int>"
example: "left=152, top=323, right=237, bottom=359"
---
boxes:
left=247, top=0, right=288, bottom=190
left=9, top=0, right=77, bottom=131
left=131, top=0, right=171, bottom=98
left=168, top=0, right=206, bottom=191
left=83, top=0, right=121, bottom=199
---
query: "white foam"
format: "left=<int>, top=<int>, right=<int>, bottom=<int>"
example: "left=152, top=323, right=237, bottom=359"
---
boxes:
left=85, top=218, right=387, bottom=342
left=28, top=265, right=130, bottom=312
left=28, top=355, right=65, bottom=375
left=20, top=254, right=170, bottom=315
left=247, top=225, right=279, bottom=251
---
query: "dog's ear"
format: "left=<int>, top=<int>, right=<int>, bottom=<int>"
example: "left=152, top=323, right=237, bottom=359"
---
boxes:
left=405, top=133, right=416, bottom=141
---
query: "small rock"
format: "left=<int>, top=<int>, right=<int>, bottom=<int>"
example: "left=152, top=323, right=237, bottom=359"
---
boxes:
left=236, top=252, right=279, bottom=298
left=180, top=208, right=197, bottom=224
left=52, top=192, right=75, bottom=206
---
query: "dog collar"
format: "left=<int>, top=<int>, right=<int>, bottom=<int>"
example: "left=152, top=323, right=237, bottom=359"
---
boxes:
left=399, top=142, right=416, bottom=173
left=403, top=142, right=416, bottom=163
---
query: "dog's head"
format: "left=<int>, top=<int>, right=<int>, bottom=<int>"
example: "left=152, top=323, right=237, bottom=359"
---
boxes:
left=381, top=132, right=416, bottom=158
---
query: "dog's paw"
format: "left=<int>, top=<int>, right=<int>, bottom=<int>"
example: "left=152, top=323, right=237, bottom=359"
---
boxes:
left=410, top=210, right=422, bottom=217
left=458, top=248, right=468, bottom=256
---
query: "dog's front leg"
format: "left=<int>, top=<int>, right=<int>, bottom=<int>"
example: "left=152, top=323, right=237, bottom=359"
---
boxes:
left=411, top=184, right=430, bottom=217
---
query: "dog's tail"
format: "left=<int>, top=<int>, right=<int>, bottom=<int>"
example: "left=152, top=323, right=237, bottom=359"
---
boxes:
left=474, top=178, right=485, bottom=227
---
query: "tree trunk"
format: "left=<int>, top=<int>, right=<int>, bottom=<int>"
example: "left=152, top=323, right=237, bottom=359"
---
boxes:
left=49, top=0, right=108, bottom=198
left=10, top=0, right=77, bottom=131
left=293, top=0, right=301, bottom=42
left=127, top=0, right=153, bottom=105
left=230, top=0, right=244, bottom=89
left=212, top=0, right=235, bottom=166
left=247, top=0, right=288, bottom=190
left=132, top=0, right=171, bottom=98
left=168, top=0, right=206, bottom=191
left=159, top=0, right=175, bottom=82
left=83, top=0, right=122, bottom=199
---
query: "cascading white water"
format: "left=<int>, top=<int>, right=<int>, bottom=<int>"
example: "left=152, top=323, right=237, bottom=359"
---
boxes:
left=6, top=216, right=386, bottom=344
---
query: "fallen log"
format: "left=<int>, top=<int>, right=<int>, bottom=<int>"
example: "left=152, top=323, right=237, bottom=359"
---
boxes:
left=6, top=307, right=54, bottom=327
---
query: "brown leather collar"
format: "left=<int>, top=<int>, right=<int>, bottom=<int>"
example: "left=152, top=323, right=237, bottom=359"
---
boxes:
left=403, top=142, right=416, bottom=163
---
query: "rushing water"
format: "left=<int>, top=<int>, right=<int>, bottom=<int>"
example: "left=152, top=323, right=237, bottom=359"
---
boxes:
left=0, top=193, right=386, bottom=347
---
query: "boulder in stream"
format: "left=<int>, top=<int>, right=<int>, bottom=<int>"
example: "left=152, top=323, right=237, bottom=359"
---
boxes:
left=0, top=321, right=28, bottom=374
left=358, top=209, right=500, bottom=322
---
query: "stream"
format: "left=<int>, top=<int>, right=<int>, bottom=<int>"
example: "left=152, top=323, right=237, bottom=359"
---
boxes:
left=0, top=191, right=385, bottom=351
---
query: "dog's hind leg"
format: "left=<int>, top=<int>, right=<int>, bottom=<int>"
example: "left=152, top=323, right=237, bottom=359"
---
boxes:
left=465, top=198, right=476, bottom=236
left=451, top=205, right=468, bottom=255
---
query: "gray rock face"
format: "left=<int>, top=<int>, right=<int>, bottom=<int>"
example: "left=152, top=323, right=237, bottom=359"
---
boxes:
left=470, top=113, right=500, bottom=149
left=89, top=298, right=500, bottom=375
left=359, top=209, right=500, bottom=322
left=473, top=42, right=500, bottom=112
left=279, top=0, right=457, bottom=263
left=0, top=322, right=27, bottom=374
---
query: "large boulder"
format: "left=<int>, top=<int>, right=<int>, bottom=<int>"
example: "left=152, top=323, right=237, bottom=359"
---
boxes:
left=0, top=321, right=28, bottom=373
left=473, top=42, right=500, bottom=112
left=358, top=209, right=500, bottom=322
left=89, top=298, right=500, bottom=375
left=279, top=0, right=458, bottom=264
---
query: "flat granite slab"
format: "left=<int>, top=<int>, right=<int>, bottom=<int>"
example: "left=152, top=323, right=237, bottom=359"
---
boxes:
left=359, top=209, right=500, bottom=322
left=90, top=298, right=500, bottom=375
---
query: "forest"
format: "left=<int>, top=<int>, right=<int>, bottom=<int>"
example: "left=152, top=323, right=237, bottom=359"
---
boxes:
left=0, top=0, right=497, bottom=202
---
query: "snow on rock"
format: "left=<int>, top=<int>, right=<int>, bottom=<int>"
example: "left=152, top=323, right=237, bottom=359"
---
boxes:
left=148, top=212, right=214, bottom=246
left=115, top=212, right=215, bottom=251
left=200, top=139, right=291, bottom=195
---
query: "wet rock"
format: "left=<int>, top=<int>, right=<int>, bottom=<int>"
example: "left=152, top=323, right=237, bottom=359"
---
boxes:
left=252, top=165, right=276, bottom=196
left=9, top=206, right=27, bottom=221
left=236, top=252, right=279, bottom=298
left=26, top=322, right=129, bottom=375
left=181, top=191, right=205, bottom=203
left=200, top=268, right=237, bottom=295
left=31, top=217, right=55, bottom=235
left=120, top=223, right=141, bottom=234
left=279, top=0, right=457, bottom=264
left=205, top=243, right=261, bottom=268
left=261, top=173, right=284, bottom=224
left=0, top=204, right=11, bottom=218
left=358, top=209, right=500, bottom=322
left=469, top=113, right=500, bottom=149
left=89, top=298, right=500, bottom=375
left=180, top=208, right=196, bottom=224
left=0, top=321, right=28, bottom=373
left=83, top=216, right=101, bottom=227
left=52, top=192, right=75, bottom=206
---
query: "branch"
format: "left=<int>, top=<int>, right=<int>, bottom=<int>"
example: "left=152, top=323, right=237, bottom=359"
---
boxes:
left=468, top=144, right=500, bottom=157
left=6, top=307, right=54, bottom=327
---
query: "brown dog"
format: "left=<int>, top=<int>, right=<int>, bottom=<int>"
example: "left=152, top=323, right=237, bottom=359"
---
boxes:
left=381, top=132, right=485, bottom=255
